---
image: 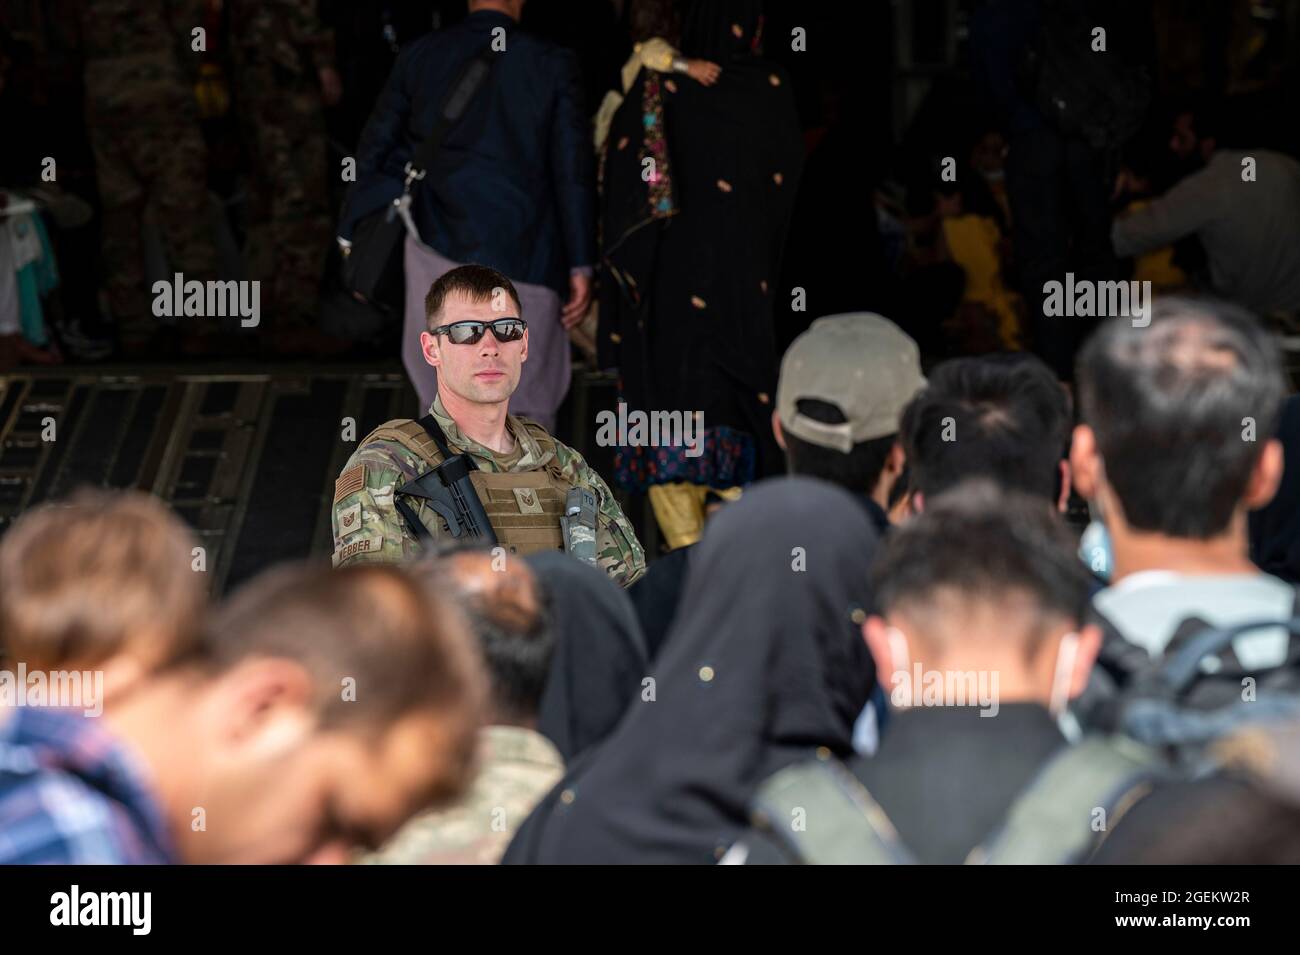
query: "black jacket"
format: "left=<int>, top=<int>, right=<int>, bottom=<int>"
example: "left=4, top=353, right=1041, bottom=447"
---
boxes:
left=340, top=10, right=595, bottom=294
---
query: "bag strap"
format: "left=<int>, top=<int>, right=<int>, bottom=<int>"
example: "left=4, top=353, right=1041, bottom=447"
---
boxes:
left=972, top=735, right=1162, bottom=865
left=1090, top=605, right=1153, bottom=685
left=750, top=757, right=915, bottom=865
left=404, top=39, right=502, bottom=193
left=415, top=413, right=478, bottom=471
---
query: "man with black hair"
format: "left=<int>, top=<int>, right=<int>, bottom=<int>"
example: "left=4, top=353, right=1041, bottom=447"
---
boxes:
left=367, top=548, right=564, bottom=864
left=772, top=313, right=926, bottom=533
left=1072, top=297, right=1292, bottom=678
left=1112, top=101, right=1300, bottom=316
left=730, top=482, right=1129, bottom=865
left=898, top=352, right=1072, bottom=514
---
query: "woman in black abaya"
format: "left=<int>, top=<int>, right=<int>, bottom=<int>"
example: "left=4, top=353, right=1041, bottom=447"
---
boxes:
left=503, top=477, right=881, bottom=864
left=598, top=0, right=805, bottom=548
left=527, top=551, right=649, bottom=762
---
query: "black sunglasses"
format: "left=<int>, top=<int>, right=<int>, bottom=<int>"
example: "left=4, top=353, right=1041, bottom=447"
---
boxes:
left=431, top=318, right=527, bottom=345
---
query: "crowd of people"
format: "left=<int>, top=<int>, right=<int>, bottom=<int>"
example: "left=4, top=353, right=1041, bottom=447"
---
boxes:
left=334, top=0, right=1300, bottom=548
left=3, top=0, right=1300, bottom=865
left=5, top=294, right=1300, bottom=864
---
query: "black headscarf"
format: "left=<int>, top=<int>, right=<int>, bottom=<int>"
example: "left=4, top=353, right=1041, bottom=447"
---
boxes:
left=1251, top=396, right=1300, bottom=585
left=504, top=477, right=880, bottom=863
left=679, top=0, right=765, bottom=62
left=597, top=0, right=801, bottom=484
left=528, top=551, right=649, bottom=762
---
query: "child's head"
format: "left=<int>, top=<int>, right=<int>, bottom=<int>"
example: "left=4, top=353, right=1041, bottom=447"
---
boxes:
left=0, top=490, right=207, bottom=681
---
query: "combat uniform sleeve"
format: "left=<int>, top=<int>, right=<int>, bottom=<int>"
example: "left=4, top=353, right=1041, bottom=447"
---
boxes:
left=552, top=441, right=646, bottom=587
left=331, top=440, right=431, bottom=567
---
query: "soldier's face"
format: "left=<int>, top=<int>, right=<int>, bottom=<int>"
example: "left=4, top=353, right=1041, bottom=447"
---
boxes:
left=421, top=291, right=528, bottom=407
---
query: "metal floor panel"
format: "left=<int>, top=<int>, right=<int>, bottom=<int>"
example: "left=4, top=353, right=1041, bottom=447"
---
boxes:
left=0, top=364, right=416, bottom=594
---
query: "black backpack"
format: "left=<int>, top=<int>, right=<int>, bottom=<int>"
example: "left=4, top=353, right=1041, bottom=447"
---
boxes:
left=1085, top=599, right=1300, bottom=768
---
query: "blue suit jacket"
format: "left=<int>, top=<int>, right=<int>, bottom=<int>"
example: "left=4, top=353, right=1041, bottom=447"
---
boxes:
left=340, top=11, right=595, bottom=295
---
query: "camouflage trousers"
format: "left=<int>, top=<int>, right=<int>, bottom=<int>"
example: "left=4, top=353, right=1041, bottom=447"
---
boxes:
left=90, top=120, right=218, bottom=344
left=239, top=78, right=331, bottom=327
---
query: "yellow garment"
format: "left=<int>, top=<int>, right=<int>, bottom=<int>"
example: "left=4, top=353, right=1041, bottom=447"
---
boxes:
left=941, top=214, right=1023, bottom=350
left=194, top=63, right=231, bottom=120
left=648, top=482, right=742, bottom=550
left=1127, top=199, right=1187, bottom=291
left=595, top=38, right=680, bottom=153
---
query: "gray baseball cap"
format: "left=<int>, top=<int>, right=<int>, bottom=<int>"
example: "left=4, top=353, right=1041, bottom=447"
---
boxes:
left=777, top=313, right=926, bottom=453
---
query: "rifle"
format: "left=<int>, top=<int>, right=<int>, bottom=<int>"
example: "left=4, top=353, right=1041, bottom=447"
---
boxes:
left=394, top=415, right=498, bottom=546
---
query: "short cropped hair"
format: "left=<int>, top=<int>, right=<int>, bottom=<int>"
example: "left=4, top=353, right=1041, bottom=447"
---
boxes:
left=198, top=562, right=485, bottom=735
left=424, top=264, right=522, bottom=330
left=899, top=354, right=1070, bottom=503
left=871, top=480, right=1093, bottom=639
left=782, top=398, right=897, bottom=494
left=1076, top=297, right=1286, bottom=538
left=0, top=490, right=207, bottom=670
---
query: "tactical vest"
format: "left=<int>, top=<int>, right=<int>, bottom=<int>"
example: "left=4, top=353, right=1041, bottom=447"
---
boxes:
left=364, top=417, right=573, bottom=556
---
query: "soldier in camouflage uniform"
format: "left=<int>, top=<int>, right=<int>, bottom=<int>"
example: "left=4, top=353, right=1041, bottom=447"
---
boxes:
left=332, top=265, right=645, bottom=586
left=229, top=0, right=337, bottom=330
left=78, top=0, right=217, bottom=353
left=365, top=724, right=564, bottom=865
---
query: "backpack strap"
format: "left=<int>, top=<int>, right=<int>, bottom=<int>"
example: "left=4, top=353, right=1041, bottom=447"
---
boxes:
left=972, top=735, right=1162, bottom=865
left=1088, top=603, right=1154, bottom=688
left=750, top=756, right=915, bottom=865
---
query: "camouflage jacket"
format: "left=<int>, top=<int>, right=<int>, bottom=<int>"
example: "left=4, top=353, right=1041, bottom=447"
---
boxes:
left=230, top=0, right=335, bottom=75
left=78, top=0, right=205, bottom=124
left=331, top=397, right=646, bottom=586
left=362, top=726, right=564, bottom=865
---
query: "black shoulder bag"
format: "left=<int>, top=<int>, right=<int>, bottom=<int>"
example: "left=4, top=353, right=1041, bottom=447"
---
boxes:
left=340, top=42, right=500, bottom=308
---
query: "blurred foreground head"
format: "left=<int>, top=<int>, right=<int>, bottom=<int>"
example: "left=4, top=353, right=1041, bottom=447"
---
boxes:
left=0, top=489, right=206, bottom=686
left=421, top=545, right=648, bottom=760
left=420, top=547, right=552, bottom=726
left=114, top=561, right=485, bottom=864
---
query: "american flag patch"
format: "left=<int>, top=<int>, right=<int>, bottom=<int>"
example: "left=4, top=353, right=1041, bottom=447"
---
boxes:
left=334, top=465, right=366, bottom=503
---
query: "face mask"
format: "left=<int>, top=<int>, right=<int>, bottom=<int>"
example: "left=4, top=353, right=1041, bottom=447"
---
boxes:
left=1048, top=631, right=1081, bottom=718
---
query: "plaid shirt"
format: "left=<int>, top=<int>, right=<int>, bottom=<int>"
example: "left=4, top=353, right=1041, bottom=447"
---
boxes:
left=0, top=707, right=176, bottom=864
